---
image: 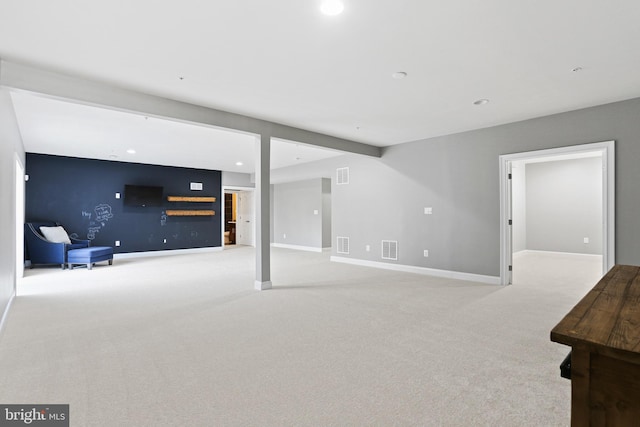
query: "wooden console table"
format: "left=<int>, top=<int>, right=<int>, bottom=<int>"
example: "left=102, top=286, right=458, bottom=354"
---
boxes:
left=551, top=264, right=640, bottom=426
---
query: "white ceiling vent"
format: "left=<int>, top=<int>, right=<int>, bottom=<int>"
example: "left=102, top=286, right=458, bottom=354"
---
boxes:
left=336, top=167, right=349, bottom=185
left=382, top=240, right=398, bottom=260
left=337, top=236, right=350, bottom=254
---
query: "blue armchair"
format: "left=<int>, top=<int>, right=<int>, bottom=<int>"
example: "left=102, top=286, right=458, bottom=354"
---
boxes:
left=24, top=222, right=90, bottom=269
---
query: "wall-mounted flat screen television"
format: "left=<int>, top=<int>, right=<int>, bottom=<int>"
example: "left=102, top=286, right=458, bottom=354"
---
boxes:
left=124, top=184, right=164, bottom=207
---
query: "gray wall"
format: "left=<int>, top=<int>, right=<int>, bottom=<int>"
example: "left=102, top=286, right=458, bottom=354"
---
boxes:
left=273, top=178, right=328, bottom=250
left=274, top=97, right=640, bottom=277
left=222, top=171, right=254, bottom=188
left=0, top=87, right=26, bottom=324
left=526, top=158, right=602, bottom=254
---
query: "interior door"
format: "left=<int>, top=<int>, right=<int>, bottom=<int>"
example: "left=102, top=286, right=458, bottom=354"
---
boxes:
left=236, top=191, right=255, bottom=246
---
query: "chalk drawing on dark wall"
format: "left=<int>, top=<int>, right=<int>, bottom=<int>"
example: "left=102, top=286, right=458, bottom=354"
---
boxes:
left=95, top=204, right=114, bottom=222
left=160, top=212, right=167, bottom=226
left=85, top=203, right=115, bottom=240
left=88, top=226, right=102, bottom=240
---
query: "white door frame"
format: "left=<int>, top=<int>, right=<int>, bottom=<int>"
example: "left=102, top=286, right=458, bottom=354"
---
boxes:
left=221, top=186, right=255, bottom=248
left=499, top=141, right=615, bottom=285
left=15, top=155, right=25, bottom=281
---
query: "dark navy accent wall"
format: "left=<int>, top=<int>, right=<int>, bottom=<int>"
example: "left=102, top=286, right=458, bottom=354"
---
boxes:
left=25, top=154, right=221, bottom=254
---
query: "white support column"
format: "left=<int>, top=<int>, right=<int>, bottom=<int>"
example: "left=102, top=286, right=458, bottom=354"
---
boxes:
left=255, top=134, right=272, bottom=290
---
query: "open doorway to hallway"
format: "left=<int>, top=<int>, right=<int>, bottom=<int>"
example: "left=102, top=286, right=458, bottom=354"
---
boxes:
left=499, top=141, right=615, bottom=285
left=511, top=154, right=603, bottom=285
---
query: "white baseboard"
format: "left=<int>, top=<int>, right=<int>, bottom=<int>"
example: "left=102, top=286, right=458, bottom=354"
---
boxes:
left=114, top=246, right=223, bottom=260
left=271, top=243, right=323, bottom=253
left=255, top=280, right=272, bottom=290
left=513, top=249, right=602, bottom=259
left=330, top=256, right=501, bottom=285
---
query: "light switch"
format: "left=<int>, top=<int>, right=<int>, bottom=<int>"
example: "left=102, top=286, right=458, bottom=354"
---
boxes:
left=115, top=192, right=121, bottom=199
left=424, top=207, right=433, bottom=215
left=115, top=240, right=121, bottom=247
left=314, top=210, right=319, bottom=215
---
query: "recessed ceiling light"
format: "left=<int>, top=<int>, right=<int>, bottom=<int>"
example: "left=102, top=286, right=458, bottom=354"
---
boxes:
left=126, top=149, right=136, bottom=154
left=320, top=0, right=344, bottom=16
left=473, top=99, right=490, bottom=106
left=392, top=71, right=407, bottom=79
left=236, top=161, right=243, bottom=166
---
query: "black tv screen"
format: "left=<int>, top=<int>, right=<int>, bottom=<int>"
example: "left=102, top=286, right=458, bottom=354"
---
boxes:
left=124, top=185, right=164, bottom=207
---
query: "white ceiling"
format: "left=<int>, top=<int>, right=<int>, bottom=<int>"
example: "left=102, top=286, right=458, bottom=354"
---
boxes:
left=2, top=0, right=640, bottom=171
left=9, top=91, right=344, bottom=173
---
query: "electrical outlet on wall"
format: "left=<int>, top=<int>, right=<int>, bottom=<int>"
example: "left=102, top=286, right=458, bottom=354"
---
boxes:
left=115, top=240, right=121, bottom=247
left=424, top=207, right=433, bottom=215
left=366, top=245, right=371, bottom=252
left=584, top=237, right=589, bottom=244
left=424, top=249, right=429, bottom=257
left=283, top=234, right=287, bottom=239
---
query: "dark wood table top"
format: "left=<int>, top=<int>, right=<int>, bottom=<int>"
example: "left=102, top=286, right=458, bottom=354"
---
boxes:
left=551, top=264, right=640, bottom=358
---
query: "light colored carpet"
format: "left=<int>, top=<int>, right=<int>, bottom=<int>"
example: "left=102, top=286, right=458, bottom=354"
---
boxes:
left=0, top=248, right=602, bottom=426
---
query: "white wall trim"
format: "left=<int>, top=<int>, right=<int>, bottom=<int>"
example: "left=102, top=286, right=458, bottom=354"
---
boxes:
left=0, top=293, right=16, bottom=337
left=330, top=256, right=501, bottom=285
left=113, top=246, right=223, bottom=260
left=272, top=243, right=323, bottom=253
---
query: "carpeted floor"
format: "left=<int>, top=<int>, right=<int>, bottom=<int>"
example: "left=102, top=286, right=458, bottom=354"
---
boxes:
left=0, top=248, right=602, bottom=426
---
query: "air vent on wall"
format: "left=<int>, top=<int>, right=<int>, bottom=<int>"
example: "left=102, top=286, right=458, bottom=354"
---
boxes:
left=336, top=167, right=349, bottom=185
left=337, top=236, right=350, bottom=254
left=382, top=240, right=398, bottom=260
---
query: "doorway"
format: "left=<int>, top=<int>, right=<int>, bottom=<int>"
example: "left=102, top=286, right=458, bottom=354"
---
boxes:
left=222, top=187, right=255, bottom=247
left=499, top=141, right=615, bottom=285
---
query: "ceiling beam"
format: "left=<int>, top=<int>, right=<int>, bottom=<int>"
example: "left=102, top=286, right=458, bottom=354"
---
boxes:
left=0, top=60, right=381, bottom=158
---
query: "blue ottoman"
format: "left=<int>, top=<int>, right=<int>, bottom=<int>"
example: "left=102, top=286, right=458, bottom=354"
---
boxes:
left=67, top=246, right=114, bottom=270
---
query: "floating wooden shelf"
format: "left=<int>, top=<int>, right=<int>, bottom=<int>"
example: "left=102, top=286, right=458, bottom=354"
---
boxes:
left=166, top=210, right=215, bottom=216
left=167, top=196, right=216, bottom=202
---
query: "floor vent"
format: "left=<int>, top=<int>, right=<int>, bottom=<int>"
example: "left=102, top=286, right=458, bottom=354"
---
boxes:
left=336, top=167, right=349, bottom=185
left=337, top=236, right=350, bottom=254
left=382, top=240, right=398, bottom=260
